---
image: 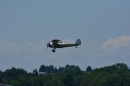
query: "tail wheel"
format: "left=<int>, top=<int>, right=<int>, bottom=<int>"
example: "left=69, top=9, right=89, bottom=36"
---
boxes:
left=52, top=49, right=55, bottom=52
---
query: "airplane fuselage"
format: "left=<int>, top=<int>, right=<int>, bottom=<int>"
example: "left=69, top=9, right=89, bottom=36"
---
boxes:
left=51, top=43, right=78, bottom=48
left=47, top=39, right=81, bottom=52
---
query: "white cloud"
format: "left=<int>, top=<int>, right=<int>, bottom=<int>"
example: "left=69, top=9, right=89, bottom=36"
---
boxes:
left=101, top=35, right=130, bottom=51
left=0, top=40, right=23, bottom=54
left=0, top=39, right=46, bottom=55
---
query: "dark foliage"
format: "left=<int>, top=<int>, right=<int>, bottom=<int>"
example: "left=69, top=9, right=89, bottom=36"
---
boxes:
left=86, top=66, right=92, bottom=72
left=0, top=63, right=130, bottom=86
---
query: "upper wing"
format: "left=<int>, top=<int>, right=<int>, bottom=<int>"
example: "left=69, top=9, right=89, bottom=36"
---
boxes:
left=51, top=39, right=61, bottom=43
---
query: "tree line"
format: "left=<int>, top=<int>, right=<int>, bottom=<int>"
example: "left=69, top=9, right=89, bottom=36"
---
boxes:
left=0, top=63, right=130, bottom=86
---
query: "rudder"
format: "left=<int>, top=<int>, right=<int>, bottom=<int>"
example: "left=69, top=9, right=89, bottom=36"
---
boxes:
left=75, top=39, right=81, bottom=45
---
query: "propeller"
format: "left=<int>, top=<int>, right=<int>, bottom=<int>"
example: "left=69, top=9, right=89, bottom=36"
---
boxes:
left=47, top=43, right=49, bottom=49
left=47, top=42, right=50, bottom=49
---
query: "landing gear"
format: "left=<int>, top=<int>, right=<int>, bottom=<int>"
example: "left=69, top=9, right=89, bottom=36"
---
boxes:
left=52, top=49, right=55, bottom=52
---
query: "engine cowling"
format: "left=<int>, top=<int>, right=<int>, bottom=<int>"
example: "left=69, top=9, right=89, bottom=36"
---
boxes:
left=49, top=42, right=53, bottom=48
left=47, top=42, right=53, bottom=48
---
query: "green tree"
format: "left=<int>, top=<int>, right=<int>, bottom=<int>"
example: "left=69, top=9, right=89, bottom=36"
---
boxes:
left=33, top=69, right=38, bottom=76
left=59, top=67, right=65, bottom=73
left=1, top=63, right=130, bottom=86
left=0, top=70, right=3, bottom=84
left=39, top=65, right=46, bottom=72
left=62, top=73, right=73, bottom=86
left=86, top=66, right=92, bottom=72
left=57, top=80, right=65, bottom=86
left=54, top=67, right=58, bottom=73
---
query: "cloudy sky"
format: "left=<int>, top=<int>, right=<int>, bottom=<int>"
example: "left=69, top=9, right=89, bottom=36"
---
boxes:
left=0, top=0, right=130, bottom=72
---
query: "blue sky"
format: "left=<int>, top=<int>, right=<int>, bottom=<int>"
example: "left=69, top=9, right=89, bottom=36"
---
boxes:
left=0, top=0, right=130, bottom=72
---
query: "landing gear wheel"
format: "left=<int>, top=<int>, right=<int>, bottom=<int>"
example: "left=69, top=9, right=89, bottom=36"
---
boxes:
left=52, top=49, right=55, bottom=52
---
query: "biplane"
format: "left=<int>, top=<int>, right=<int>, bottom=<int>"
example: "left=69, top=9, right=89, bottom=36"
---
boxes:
left=47, top=39, right=81, bottom=52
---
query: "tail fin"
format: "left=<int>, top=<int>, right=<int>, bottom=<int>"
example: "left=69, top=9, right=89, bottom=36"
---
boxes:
left=75, top=39, right=81, bottom=45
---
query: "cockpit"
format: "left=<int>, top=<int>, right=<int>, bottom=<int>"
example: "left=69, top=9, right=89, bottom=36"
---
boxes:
left=58, top=41, right=65, bottom=44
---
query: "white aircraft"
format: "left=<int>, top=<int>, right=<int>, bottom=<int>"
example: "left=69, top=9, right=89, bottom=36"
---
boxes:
left=47, top=39, right=81, bottom=52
